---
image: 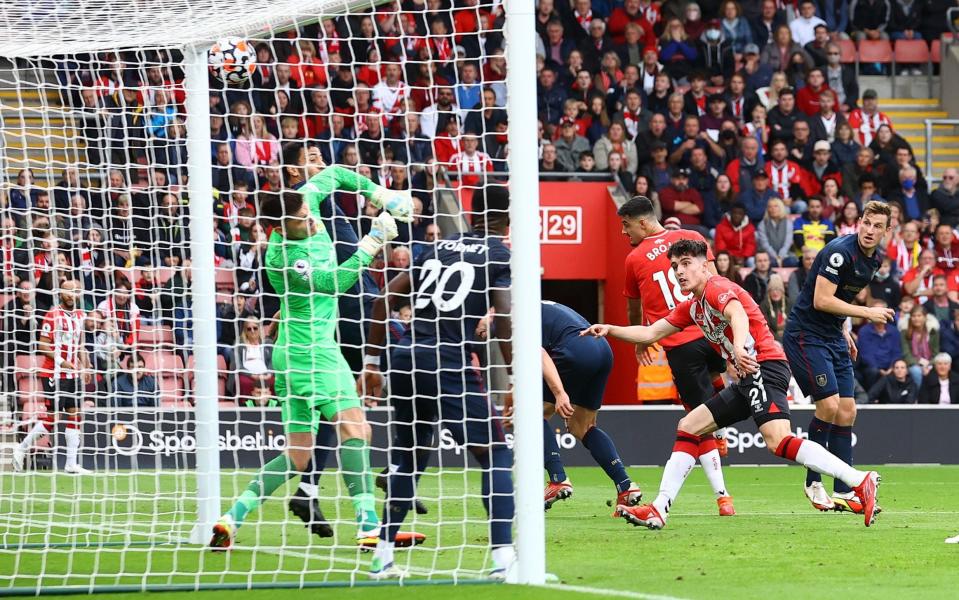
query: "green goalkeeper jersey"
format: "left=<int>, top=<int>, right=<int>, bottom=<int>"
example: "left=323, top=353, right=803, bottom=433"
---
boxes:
left=265, top=166, right=379, bottom=354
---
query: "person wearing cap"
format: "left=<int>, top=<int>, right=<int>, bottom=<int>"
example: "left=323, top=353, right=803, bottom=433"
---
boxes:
left=738, top=168, right=780, bottom=224
left=659, top=168, right=707, bottom=234
left=640, top=140, right=672, bottom=192
left=848, top=89, right=894, bottom=147
left=683, top=71, right=710, bottom=117
left=554, top=117, right=592, bottom=172
left=808, top=140, right=842, bottom=192
left=810, top=90, right=848, bottom=144
left=700, top=94, right=731, bottom=136
left=739, top=42, right=774, bottom=93
left=697, top=19, right=736, bottom=87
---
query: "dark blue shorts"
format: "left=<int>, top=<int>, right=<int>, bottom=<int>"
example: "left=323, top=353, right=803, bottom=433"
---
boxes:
left=544, top=335, right=614, bottom=411
left=782, top=329, right=855, bottom=401
left=388, top=346, right=507, bottom=450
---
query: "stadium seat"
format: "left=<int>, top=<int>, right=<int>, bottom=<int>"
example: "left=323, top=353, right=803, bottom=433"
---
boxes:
left=857, top=39, right=894, bottom=83
left=215, top=269, right=235, bottom=292
left=17, top=377, right=46, bottom=406
left=15, top=354, right=45, bottom=382
left=138, top=325, right=175, bottom=350
left=155, top=267, right=175, bottom=286
left=895, top=39, right=933, bottom=96
left=838, top=39, right=857, bottom=64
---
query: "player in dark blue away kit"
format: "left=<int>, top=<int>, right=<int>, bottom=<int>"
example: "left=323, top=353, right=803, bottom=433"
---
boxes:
left=361, top=185, right=515, bottom=580
left=537, top=301, right=643, bottom=511
left=782, top=201, right=894, bottom=513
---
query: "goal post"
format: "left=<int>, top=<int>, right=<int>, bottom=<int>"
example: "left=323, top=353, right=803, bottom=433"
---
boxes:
left=0, top=0, right=545, bottom=592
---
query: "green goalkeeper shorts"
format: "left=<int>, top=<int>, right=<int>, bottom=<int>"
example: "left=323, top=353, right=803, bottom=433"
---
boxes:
left=273, top=347, right=361, bottom=433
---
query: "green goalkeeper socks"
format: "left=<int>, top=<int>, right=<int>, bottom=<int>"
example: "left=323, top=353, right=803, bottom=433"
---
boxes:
left=227, top=454, right=296, bottom=527
left=340, top=438, right=377, bottom=522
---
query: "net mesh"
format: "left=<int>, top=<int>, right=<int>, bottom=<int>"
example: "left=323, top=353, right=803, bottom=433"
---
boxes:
left=0, top=0, right=516, bottom=591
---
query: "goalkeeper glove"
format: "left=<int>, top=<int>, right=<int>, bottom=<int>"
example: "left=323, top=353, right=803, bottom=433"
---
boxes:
left=370, top=186, right=414, bottom=223
left=358, top=212, right=399, bottom=257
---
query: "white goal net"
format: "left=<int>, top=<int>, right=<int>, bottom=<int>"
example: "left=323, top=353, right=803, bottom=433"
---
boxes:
left=0, top=0, right=544, bottom=592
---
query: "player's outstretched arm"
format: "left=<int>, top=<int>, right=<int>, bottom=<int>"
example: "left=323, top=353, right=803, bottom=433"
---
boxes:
left=580, top=319, right=679, bottom=345
left=721, top=300, right=760, bottom=375
left=812, top=275, right=895, bottom=324
left=304, top=164, right=413, bottom=222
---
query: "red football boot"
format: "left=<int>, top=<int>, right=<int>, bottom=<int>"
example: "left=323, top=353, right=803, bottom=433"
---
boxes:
left=544, top=481, right=573, bottom=510
left=616, top=503, right=666, bottom=530
left=852, top=471, right=881, bottom=527
left=717, top=495, right=736, bottom=516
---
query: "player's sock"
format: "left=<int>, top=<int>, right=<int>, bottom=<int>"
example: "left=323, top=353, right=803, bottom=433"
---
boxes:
left=373, top=539, right=395, bottom=567
left=828, top=425, right=854, bottom=494
left=775, top=435, right=866, bottom=489
left=64, top=414, right=81, bottom=468
left=300, top=423, right=335, bottom=493
left=382, top=449, right=415, bottom=543
left=651, top=430, right=700, bottom=517
left=542, top=419, right=567, bottom=483
left=18, top=421, right=48, bottom=452
left=698, top=435, right=728, bottom=498
left=805, top=417, right=832, bottom=486
left=227, top=454, right=296, bottom=527
left=476, top=445, right=514, bottom=547
left=581, top=426, right=631, bottom=493
left=340, top=438, right=376, bottom=519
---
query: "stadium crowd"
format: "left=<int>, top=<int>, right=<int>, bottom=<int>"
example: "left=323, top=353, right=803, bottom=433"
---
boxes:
left=3, top=0, right=959, bottom=409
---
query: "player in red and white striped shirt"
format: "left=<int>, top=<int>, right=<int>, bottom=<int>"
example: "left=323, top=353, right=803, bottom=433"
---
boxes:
left=14, top=279, right=92, bottom=474
left=448, top=133, right=493, bottom=187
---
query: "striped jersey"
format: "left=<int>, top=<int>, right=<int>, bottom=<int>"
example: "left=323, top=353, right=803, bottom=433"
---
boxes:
left=39, top=306, right=86, bottom=379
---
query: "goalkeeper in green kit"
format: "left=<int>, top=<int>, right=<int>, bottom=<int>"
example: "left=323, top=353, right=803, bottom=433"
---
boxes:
left=210, top=157, right=411, bottom=550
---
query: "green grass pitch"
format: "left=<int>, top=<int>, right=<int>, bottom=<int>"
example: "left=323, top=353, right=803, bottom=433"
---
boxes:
left=1, top=465, right=957, bottom=599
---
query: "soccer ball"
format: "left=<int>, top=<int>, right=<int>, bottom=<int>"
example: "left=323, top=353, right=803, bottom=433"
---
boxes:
left=208, top=38, right=256, bottom=85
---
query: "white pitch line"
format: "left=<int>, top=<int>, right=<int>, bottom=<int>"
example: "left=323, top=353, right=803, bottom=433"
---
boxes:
left=544, top=582, right=693, bottom=600
left=0, top=513, right=483, bottom=580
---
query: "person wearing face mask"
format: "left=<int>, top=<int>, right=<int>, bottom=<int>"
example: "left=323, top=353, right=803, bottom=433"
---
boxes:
left=887, top=166, right=929, bottom=223
left=868, top=257, right=903, bottom=308
left=696, top=21, right=735, bottom=87
left=823, top=43, right=859, bottom=113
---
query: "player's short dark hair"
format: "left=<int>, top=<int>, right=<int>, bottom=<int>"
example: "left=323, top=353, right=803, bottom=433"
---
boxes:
left=667, top=239, right=709, bottom=260
left=473, top=184, right=510, bottom=215
left=281, top=142, right=305, bottom=184
left=618, top=196, right=656, bottom=220
left=259, top=190, right=304, bottom=227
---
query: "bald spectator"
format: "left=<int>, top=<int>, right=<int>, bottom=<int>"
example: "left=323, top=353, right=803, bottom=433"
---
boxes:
left=930, top=168, right=959, bottom=228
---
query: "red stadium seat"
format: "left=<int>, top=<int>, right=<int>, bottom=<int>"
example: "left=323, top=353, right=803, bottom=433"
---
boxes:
left=838, top=39, right=857, bottom=64
left=138, top=325, right=175, bottom=349
left=15, top=354, right=45, bottom=381
left=857, top=39, right=894, bottom=74
left=215, top=269, right=235, bottom=292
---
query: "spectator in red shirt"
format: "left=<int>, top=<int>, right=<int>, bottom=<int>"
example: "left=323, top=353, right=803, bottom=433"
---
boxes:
left=902, top=249, right=945, bottom=304
left=795, top=68, right=832, bottom=117
left=933, top=223, right=959, bottom=276
left=715, top=202, right=758, bottom=266
left=659, top=168, right=706, bottom=234
left=608, top=0, right=655, bottom=45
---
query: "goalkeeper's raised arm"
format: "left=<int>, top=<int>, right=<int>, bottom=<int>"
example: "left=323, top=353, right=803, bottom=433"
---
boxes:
left=300, top=151, right=413, bottom=223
